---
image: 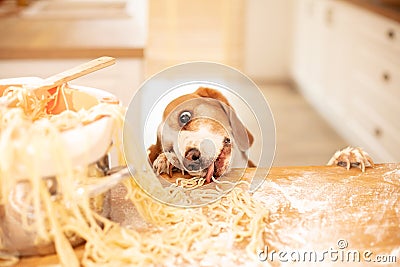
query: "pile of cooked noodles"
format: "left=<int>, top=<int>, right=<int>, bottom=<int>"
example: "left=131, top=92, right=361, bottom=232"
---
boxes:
left=0, top=84, right=274, bottom=266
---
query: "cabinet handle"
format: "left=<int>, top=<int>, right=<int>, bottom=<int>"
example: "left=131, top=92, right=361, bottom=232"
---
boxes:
left=325, top=7, right=334, bottom=26
left=382, top=71, right=391, bottom=83
left=386, top=29, right=395, bottom=40
left=374, top=127, right=382, bottom=138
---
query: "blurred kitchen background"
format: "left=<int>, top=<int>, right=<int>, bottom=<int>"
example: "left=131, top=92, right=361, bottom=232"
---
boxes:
left=0, top=0, right=399, bottom=166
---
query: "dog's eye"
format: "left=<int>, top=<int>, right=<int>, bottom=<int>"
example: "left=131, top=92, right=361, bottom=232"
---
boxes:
left=179, top=111, right=191, bottom=125
left=224, top=137, right=231, bottom=144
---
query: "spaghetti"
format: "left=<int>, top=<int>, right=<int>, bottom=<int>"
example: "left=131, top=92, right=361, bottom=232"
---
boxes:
left=0, top=84, right=274, bottom=266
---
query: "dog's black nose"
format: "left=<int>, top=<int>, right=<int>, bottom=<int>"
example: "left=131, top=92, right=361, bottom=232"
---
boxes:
left=185, top=148, right=201, bottom=161
left=184, top=148, right=201, bottom=171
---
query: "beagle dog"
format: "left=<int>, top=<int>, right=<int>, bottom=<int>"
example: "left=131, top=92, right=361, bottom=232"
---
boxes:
left=148, top=87, right=254, bottom=183
left=147, top=87, right=375, bottom=183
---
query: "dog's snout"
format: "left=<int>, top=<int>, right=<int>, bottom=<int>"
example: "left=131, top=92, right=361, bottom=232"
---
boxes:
left=184, top=148, right=202, bottom=171
left=181, top=138, right=222, bottom=172
left=185, top=148, right=201, bottom=161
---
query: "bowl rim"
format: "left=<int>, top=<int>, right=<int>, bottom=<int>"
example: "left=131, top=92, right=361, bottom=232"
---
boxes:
left=0, top=77, right=120, bottom=179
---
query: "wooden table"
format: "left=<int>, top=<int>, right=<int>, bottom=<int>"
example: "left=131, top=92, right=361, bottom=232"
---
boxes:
left=14, top=164, right=400, bottom=266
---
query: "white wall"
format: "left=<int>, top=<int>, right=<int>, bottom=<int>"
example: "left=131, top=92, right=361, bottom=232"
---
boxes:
left=244, top=0, right=294, bottom=82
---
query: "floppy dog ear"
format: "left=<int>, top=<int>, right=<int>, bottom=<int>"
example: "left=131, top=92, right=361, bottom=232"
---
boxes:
left=195, top=87, right=230, bottom=107
left=148, top=138, right=162, bottom=164
left=195, top=87, right=254, bottom=151
left=223, top=105, right=254, bottom=151
left=148, top=125, right=164, bottom=164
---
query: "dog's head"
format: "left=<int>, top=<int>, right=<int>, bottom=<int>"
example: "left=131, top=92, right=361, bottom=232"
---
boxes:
left=150, top=87, right=253, bottom=181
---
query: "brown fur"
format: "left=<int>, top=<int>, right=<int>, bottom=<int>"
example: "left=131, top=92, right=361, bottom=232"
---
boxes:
left=148, top=87, right=255, bottom=176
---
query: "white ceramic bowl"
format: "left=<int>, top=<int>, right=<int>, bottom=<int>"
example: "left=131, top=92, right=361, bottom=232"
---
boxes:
left=0, top=77, right=120, bottom=256
left=0, top=77, right=118, bottom=178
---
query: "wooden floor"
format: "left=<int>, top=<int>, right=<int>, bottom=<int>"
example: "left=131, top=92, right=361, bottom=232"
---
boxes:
left=260, top=84, right=347, bottom=167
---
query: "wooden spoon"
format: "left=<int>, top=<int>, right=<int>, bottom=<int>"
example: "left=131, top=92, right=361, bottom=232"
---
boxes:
left=0, top=56, right=115, bottom=108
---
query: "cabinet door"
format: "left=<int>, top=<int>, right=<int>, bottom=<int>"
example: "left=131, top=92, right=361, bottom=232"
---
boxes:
left=292, top=0, right=400, bottom=161
left=326, top=2, right=400, bottom=161
left=292, top=1, right=344, bottom=112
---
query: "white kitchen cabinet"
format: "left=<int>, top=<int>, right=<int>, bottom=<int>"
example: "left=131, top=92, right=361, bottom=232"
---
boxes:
left=292, top=0, right=400, bottom=162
